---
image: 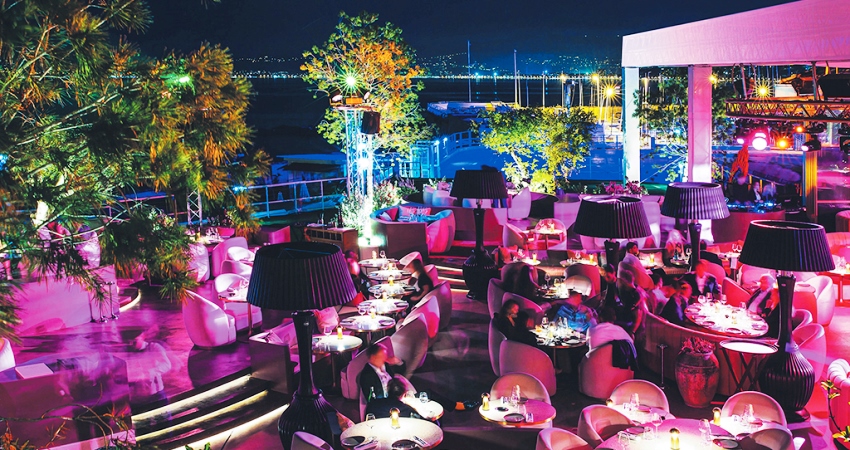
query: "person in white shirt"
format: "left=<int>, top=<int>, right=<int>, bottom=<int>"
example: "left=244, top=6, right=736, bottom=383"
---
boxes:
left=587, top=307, right=634, bottom=355
left=360, top=343, right=406, bottom=401
left=621, top=242, right=642, bottom=269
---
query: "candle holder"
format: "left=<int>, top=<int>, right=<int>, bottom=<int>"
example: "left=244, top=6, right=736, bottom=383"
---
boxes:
left=669, top=428, right=680, bottom=450
left=390, top=408, right=400, bottom=429
left=337, top=326, right=343, bottom=340
left=712, top=407, right=721, bottom=425
left=606, top=398, right=614, bottom=407
left=482, top=393, right=490, bottom=411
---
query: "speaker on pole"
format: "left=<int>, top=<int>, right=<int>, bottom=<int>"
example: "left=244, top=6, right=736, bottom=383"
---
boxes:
left=361, top=111, right=381, bottom=135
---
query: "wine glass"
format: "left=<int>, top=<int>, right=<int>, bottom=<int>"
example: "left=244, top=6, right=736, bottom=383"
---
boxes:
left=700, top=418, right=712, bottom=445
left=650, top=412, right=663, bottom=439
left=684, top=247, right=692, bottom=260
left=541, top=316, right=548, bottom=328
left=630, top=393, right=640, bottom=410
left=358, top=304, right=367, bottom=317
left=365, top=413, right=376, bottom=429
left=543, top=273, right=551, bottom=290
left=323, top=325, right=332, bottom=338
left=379, top=250, right=386, bottom=260
left=419, top=391, right=429, bottom=403
left=698, top=295, right=707, bottom=306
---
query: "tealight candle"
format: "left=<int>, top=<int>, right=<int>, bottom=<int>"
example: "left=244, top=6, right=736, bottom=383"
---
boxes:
left=372, top=250, right=377, bottom=259
left=670, top=428, right=680, bottom=450
left=532, top=252, right=538, bottom=261
left=337, top=326, right=343, bottom=340
left=590, top=254, right=596, bottom=263
left=382, top=291, right=388, bottom=302
left=390, top=408, right=400, bottom=429
left=713, top=407, right=721, bottom=425
left=482, top=393, right=490, bottom=411
left=606, top=398, right=614, bottom=407
left=388, top=275, right=394, bottom=286
left=649, top=253, right=655, bottom=264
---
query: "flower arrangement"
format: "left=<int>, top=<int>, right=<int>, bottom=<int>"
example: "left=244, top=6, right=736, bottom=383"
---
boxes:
left=603, top=179, right=647, bottom=196
left=426, top=177, right=451, bottom=191
left=338, top=178, right=419, bottom=234
left=679, top=337, right=714, bottom=355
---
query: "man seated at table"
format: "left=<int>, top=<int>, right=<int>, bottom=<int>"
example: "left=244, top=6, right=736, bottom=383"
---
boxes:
left=604, top=270, right=645, bottom=337
left=361, top=343, right=408, bottom=402
left=680, top=260, right=721, bottom=299
left=587, top=307, right=633, bottom=353
left=364, top=378, right=418, bottom=419
left=647, top=272, right=669, bottom=315
left=587, top=264, right=617, bottom=311
left=699, top=241, right=723, bottom=267
left=554, top=290, right=597, bottom=333
left=496, top=300, right=538, bottom=346
left=621, top=242, right=642, bottom=269
left=659, top=279, right=691, bottom=326
left=746, top=274, right=775, bottom=315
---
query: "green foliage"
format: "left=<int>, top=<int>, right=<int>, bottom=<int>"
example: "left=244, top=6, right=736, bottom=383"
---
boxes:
left=477, top=107, right=595, bottom=193
left=633, top=68, right=737, bottom=181
left=338, top=179, right=415, bottom=234
left=302, top=12, right=433, bottom=154
left=0, top=0, right=268, bottom=339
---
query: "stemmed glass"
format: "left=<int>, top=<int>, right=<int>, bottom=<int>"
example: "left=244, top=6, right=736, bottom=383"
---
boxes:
left=419, top=391, right=429, bottom=403
left=700, top=418, right=712, bottom=446
left=379, top=250, right=386, bottom=260
left=650, top=412, right=663, bottom=440
left=364, top=413, right=376, bottom=430
left=323, top=325, right=333, bottom=338
left=684, top=247, right=692, bottom=261
left=358, top=304, right=368, bottom=317
left=543, top=273, right=551, bottom=290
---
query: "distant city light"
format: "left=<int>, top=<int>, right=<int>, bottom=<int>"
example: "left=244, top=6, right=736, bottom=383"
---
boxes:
left=177, top=75, right=191, bottom=84
left=345, top=75, right=357, bottom=88
left=777, top=137, right=790, bottom=149
left=605, top=86, right=615, bottom=97
left=751, top=131, right=768, bottom=150
left=757, top=86, right=769, bottom=97
left=709, top=74, right=718, bottom=84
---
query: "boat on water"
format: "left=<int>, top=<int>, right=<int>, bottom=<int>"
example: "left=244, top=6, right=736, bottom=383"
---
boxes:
left=427, top=101, right=513, bottom=118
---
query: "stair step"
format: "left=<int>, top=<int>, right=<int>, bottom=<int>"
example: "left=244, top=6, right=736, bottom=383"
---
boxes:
left=133, top=377, right=271, bottom=436
left=140, top=390, right=288, bottom=448
left=132, top=369, right=253, bottom=414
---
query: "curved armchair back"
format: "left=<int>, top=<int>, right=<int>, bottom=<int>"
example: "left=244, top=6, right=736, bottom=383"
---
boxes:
left=610, top=379, right=669, bottom=411
left=566, top=264, right=600, bottom=299
left=426, top=210, right=455, bottom=254
left=391, top=314, right=429, bottom=378
left=489, top=318, right=507, bottom=376
left=577, top=405, right=632, bottom=448
left=0, top=338, right=14, bottom=372
left=535, top=428, right=592, bottom=450
left=721, top=391, right=787, bottom=426
left=503, top=222, right=528, bottom=249
left=579, top=343, right=634, bottom=399
left=425, top=264, right=439, bottom=285
left=499, top=340, right=556, bottom=395
left=503, top=292, right=546, bottom=325
left=226, top=246, right=254, bottom=263
left=220, top=260, right=252, bottom=278
left=740, top=428, right=793, bottom=450
left=722, top=277, right=749, bottom=308
left=794, top=275, right=835, bottom=326
left=793, top=323, right=827, bottom=380
left=491, top=372, right=551, bottom=404
left=407, top=294, right=440, bottom=340
left=702, top=260, right=727, bottom=286
left=828, top=359, right=850, bottom=436
left=488, top=278, right=506, bottom=319
left=432, top=281, right=452, bottom=331
left=791, top=309, right=813, bottom=330
left=183, top=291, right=236, bottom=348
left=211, top=237, right=248, bottom=277
left=214, top=273, right=249, bottom=299
left=399, top=252, right=423, bottom=271
left=292, top=431, right=333, bottom=450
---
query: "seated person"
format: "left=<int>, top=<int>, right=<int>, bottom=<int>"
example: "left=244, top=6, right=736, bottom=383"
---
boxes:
left=621, top=242, right=642, bottom=269
left=495, top=300, right=538, bottom=346
left=360, top=343, right=407, bottom=402
left=503, top=262, right=540, bottom=302
left=364, top=378, right=418, bottom=419
left=728, top=172, right=757, bottom=205
left=404, top=259, right=434, bottom=305
left=659, top=280, right=692, bottom=325
left=663, top=229, right=687, bottom=266
left=746, top=274, right=775, bottom=315
left=555, top=290, right=597, bottom=333
left=647, top=272, right=669, bottom=315
left=605, top=270, right=645, bottom=336
left=491, top=245, right=518, bottom=268
left=761, top=288, right=781, bottom=339
left=680, top=260, right=721, bottom=298
left=699, top=241, right=723, bottom=267
left=587, top=264, right=617, bottom=312
left=587, top=307, right=633, bottom=353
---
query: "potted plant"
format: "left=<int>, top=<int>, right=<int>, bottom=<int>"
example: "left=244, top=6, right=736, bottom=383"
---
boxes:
left=675, top=337, right=720, bottom=408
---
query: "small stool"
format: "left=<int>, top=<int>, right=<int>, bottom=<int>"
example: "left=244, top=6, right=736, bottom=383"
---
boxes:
left=657, top=343, right=669, bottom=389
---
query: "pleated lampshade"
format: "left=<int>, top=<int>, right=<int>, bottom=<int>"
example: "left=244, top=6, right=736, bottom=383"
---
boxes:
left=246, top=242, right=356, bottom=310
left=661, top=182, right=730, bottom=220
left=573, top=195, right=652, bottom=239
left=739, top=220, right=835, bottom=272
left=450, top=169, right=509, bottom=200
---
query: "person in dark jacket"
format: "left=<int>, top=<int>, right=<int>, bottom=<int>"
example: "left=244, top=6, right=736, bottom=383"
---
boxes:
left=679, top=260, right=721, bottom=298
left=659, top=280, right=692, bottom=326
left=699, top=241, right=724, bottom=267
left=360, top=343, right=407, bottom=402
left=495, top=300, right=538, bottom=346
left=364, top=378, right=418, bottom=419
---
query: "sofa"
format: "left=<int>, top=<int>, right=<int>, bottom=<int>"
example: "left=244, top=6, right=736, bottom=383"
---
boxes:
left=642, top=311, right=750, bottom=396
left=249, top=319, right=331, bottom=395
left=369, top=207, right=429, bottom=260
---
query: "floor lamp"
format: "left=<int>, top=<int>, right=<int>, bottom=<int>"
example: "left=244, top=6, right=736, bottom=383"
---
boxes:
left=660, top=182, right=730, bottom=271
left=450, top=169, right=509, bottom=299
left=739, top=220, right=834, bottom=418
left=573, top=195, right=651, bottom=269
left=246, top=242, right=357, bottom=449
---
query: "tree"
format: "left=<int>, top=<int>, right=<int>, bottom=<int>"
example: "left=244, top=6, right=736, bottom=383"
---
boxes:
left=301, top=11, right=433, bottom=154
left=0, top=0, right=267, bottom=338
left=633, top=67, right=736, bottom=181
left=477, top=107, right=596, bottom=193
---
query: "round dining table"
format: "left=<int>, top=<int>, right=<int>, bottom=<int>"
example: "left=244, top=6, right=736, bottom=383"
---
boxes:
left=340, top=417, right=443, bottom=450
left=685, top=303, right=769, bottom=338
left=478, top=399, right=556, bottom=427
left=369, top=282, right=414, bottom=298
left=340, top=315, right=397, bottom=344
left=359, top=258, right=399, bottom=273
left=597, top=418, right=731, bottom=450
left=368, top=269, right=412, bottom=282
left=359, top=299, right=409, bottom=316
left=311, top=334, right=362, bottom=390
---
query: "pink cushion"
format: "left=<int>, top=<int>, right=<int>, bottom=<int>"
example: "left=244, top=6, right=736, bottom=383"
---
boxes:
left=379, top=212, right=393, bottom=221
left=399, top=206, right=429, bottom=219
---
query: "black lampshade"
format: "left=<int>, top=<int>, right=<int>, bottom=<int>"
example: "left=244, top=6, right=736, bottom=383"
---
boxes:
left=739, top=220, right=835, bottom=273
left=246, top=242, right=356, bottom=310
left=660, top=182, right=730, bottom=220
left=450, top=169, right=509, bottom=200
left=573, top=195, right=652, bottom=239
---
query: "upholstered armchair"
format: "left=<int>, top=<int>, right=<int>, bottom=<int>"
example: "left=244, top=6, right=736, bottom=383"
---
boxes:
left=401, top=295, right=440, bottom=341
left=508, top=187, right=532, bottom=221
left=210, top=236, right=249, bottom=278
left=576, top=405, right=632, bottom=448
left=426, top=209, right=455, bottom=254
left=793, top=323, right=827, bottom=380
left=793, top=275, right=835, bottom=326
left=488, top=278, right=507, bottom=319
left=220, top=260, right=253, bottom=278
left=183, top=291, right=237, bottom=348
left=565, top=264, right=601, bottom=299
left=503, top=222, right=529, bottom=250
left=579, top=343, right=634, bottom=399
left=489, top=318, right=507, bottom=376
left=721, top=391, right=787, bottom=427
left=213, top=274, right=262, bottom=332
left=610, top=379, right=669, bottom=410
left=499, top=340, right=557, bottom=395
left=432, top=281, right=453, bottom=331
left=390, top=314, right=429, bottom=379
left=739, top=428, right=793, bottom=450
left=491, top=372, right=551, bottom=403
left=536, top=428, right=592, bottom=450
left=399, top=251, right=424, bottom=271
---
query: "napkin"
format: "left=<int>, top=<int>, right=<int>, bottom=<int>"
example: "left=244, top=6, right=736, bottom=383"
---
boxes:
left=354, top=438, right=378, bottom=450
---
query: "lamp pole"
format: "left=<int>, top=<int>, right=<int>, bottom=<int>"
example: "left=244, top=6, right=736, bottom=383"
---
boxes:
left=542, top=71, right=546, bottom=107
left=560, top=74, right=567, bottom=107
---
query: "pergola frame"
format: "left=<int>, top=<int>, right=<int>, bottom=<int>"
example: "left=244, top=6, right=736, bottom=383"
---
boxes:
left=621, top=0, right=850, bottom=187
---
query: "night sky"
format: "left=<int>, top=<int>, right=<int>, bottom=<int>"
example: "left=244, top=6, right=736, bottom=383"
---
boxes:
left=135, top=0, right=794, bottom=66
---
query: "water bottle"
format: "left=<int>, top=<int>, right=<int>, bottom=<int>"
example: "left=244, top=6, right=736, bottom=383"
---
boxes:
left=368, top=386, right=376, bottom=402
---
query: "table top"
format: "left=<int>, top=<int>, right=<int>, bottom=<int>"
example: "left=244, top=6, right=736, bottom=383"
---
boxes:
left=360, top=299, right=409, bottom=315
left=718, top=415, right=784, bottom=437
left=597, top=418, right=730, bottom=450
left=368, top=270, right=412, bottom=281
left=719, top=339, right=778, bottom=356
left=478, top=399, right=556, bottom=427
left=534, top=228, right=564, bottom=236
left=532, top=327, right=588, bottom=349
left=560, top=258, right=597, bottom=267
left=402, top=397, right=444, bottom=421
left=311, top=335, right=362, bottom=354
left=340, top=417, right=443, bottom=450
left=522, top=258, right=542, bottom=266
left=685, top=303, right=769, bottom=338
left=612, top=403, right=675, bottom=423
left=368, top=283, right=414, bottom=297
left=340, top=315, right=397, bottom=332
left=539, top=286, right=570, bottom=300
left=360, top=258, right=399, bottom=268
